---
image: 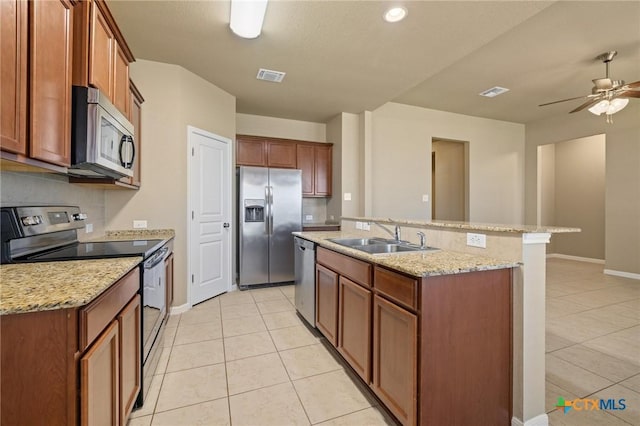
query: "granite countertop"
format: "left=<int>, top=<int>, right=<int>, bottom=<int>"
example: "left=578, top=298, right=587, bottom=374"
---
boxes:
left=89, top=228, right=176, bottom=242
left=294, top=231, right=519, bottom=278
left=0, top=257, right=142, bottom=315
left=341, top=216, right=580, bottom=234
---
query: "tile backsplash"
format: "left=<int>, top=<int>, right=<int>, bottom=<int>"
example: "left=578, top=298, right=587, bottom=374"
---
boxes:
left=302, top=198, right=328, bottom=223
left=1, top=171, right=106, bottom=240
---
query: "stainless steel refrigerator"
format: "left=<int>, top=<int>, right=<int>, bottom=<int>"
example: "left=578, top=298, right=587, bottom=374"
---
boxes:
left=238, top=166, right=302, bottom=287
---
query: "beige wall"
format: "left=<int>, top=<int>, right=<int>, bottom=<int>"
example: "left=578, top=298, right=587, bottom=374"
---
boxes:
left=432, top=140, right=466, bottom=221
left=541, top=135, right=606, bottom=260
left=538, top=144, right=556, bottom=252
left=236, top=113, right=325, bottom=142
left=326, top=114, right=342, bottom=220
left=0, top=171, right=106, bottom=240
left=525, top=102, right=640, bottom=275
left=370, top=102, right=525, bottom=223
left=105, top=60, right=236, bottom=307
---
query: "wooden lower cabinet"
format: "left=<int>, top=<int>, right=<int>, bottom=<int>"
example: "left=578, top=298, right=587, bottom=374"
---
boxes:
left=338, top=276, right=372, bottom=383
left=0, top=267, right=141, bottom=426
left=81, top=320, right=120, bottom=426
left=119, top=295, right=141, bottom=424
left=315, top=263, right=339, bottom=346
left=372, top=294, right=417, bottom=426
left=314, top=247, right=512, bottom=426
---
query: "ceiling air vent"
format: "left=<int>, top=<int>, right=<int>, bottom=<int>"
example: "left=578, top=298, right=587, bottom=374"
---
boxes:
left=479, top=86, right=510, bottom=98
left=256, top=68, right=286, bottom=83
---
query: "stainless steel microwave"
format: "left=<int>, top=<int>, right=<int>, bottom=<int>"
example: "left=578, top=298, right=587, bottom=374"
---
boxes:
left=69, top=86, right=135, bottom=179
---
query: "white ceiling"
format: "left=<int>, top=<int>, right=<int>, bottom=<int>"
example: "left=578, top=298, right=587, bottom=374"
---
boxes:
left=108, top=0, right=640, bottom=124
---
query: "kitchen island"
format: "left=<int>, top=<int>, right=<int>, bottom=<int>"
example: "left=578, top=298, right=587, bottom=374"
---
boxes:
left=297, top=217, right=579, bottom=426
left=295, top=230, right=518, bottom=425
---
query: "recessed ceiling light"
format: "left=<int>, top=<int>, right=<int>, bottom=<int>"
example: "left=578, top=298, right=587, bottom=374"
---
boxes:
left=479, top=86, right=510, bottom=98
left=384, top=6, right=407, bottom=23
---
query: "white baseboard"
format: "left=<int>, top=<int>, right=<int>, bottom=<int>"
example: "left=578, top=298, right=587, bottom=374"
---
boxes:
left=546, top=253, right=605, bottom=264
left=604, top=269, right=640, bottom=280
left=512, top=413, right=549, bottom=426
left=169, top=303, right=190, bottom=315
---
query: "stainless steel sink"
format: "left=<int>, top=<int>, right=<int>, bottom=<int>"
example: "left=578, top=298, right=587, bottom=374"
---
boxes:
left=329, top=237, right=439, bottom=255
left=353, top=243, right=439, bottom=254
left=328, top=237, right=395, bottom=247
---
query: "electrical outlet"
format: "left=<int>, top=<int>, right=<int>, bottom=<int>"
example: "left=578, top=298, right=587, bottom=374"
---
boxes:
left=133, top=220, right=148, bottom=229
left=422, top=194, right=429, bottom=202
left=362, top=222, right=371, bottom=231
left=355, top=221, right=363, bottom=230
left=305, top=214, right=313, bottom=221
left=85, top=223, right=93, bottom=233
left=466, top=232, right=487, bottom=248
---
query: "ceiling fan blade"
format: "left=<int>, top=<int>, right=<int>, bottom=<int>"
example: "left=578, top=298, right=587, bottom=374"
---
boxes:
left=593, top=78, right=613, bottom=90
left=538, top=95, right=591, bottom=107
left=618, top=90, right=640, bottom=98
left=569, top=97, right=603, bottom=113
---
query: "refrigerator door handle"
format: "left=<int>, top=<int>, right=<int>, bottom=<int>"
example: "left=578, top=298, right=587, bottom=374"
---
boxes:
left=265, top=186, right=270, bottom=235
left=268, top=186, right=274, bottom=235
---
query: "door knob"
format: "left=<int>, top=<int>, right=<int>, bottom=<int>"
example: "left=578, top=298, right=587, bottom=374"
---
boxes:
left=223, top=223, right=230, bottom=228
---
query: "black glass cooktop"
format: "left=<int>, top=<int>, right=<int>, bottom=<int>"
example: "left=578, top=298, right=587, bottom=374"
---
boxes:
left=23, top=239, right=164, bottom=262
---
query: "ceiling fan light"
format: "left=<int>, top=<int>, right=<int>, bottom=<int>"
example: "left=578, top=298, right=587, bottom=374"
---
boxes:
left=588, top=100, right=610, bottom=115
left=608, top=98, right=629, bottom=114
left=230, top=0, right=268, bottom=39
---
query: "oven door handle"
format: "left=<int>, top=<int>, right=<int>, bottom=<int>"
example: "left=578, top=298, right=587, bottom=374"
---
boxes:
left=144, top=247, right=169, bottom=269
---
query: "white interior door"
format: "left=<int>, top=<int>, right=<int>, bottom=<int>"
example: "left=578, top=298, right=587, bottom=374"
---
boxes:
left=188, top=126, right=231, bottom=306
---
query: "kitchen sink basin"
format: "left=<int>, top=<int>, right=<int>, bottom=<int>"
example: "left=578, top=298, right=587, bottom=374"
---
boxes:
left=329, top=237, right=439, bottom=255
left=354, top=243, right=439, bottom=255
left=328, top=237, right=396, bottom=247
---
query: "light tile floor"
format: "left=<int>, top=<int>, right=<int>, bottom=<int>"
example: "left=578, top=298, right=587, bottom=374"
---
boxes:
left=545, top=258, right=639, bottom=425
left=128, top=284, right=395, bottom=425
left=128, top=259, right=640, bottom=425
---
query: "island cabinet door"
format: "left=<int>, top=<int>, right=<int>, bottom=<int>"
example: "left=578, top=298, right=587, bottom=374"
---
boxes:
left=315, top=263, right=339, bottom=346
left=118, top=295, right=141, bottom=425
left=338, top=276, right=372, bottom=383
left=81, top=320, right=120, bottom=426
left=372, top=294, right=417, bottom=426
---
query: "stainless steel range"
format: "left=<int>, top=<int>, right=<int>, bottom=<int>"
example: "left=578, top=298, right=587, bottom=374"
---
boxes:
left=0, top=205, right=170, bottom=408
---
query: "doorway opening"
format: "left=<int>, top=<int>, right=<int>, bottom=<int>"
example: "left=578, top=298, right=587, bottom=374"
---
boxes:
left=431, top=139, right=469, bottom=221
left=537, top=134, right=605, bottom=262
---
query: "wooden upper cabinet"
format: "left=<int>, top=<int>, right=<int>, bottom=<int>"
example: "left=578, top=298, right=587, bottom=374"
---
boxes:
left=236, top=136, right=267, bottom=167
left=266, top=141, right=296, bottom=168
left=113, top=42, right=130, bottom=117
left=296, top=144, right=315, bottom=195
left=73, top=0, right=135, bottom=118
left=88, top=2, right=113, bottom=98
left=1, top=0, right=27, bottom=155
left=314, top=144, right=332, bottom=196
left=297, top=143, right=332, bottom=197
left=118, top=79, right=143, bottom=187
left=29, top=0, right=73, bottom=166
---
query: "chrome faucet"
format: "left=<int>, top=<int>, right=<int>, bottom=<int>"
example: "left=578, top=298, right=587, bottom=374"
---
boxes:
left=417, top=231, right=426, bottom=249
left=372, top=221, right=402, bottom=242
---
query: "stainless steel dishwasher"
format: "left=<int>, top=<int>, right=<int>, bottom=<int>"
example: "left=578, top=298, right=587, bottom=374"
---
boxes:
left=294, top=237, right=316, bottom=327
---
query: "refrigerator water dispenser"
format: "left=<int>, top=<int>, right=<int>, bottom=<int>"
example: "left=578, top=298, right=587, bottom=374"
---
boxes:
left=244, top=199, right=265, bottom=222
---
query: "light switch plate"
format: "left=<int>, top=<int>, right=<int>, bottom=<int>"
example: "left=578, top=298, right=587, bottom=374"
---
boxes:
left=362, top=222, right=371, bottom=231
left=133, top=220, right=148, bottom=229
left=305, top=215, right=313, bottom=221
left=422, top=194, right=429, bottom=202
left=356, top=221, right=363, bottom=230
left=85, top=223, right=93, bottom=233
left=344, top=192, right=352, bottom=201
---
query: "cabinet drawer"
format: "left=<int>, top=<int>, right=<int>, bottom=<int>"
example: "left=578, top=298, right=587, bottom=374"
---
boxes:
left=80, top=267, right=140, bottom=351
left=317, top=247, right=372, bottom=288
left=374, top=267, right=418, bottom=311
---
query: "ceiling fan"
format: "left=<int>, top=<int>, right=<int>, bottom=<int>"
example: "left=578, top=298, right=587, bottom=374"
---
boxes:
left=539, top=51, right=640, bottom=123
